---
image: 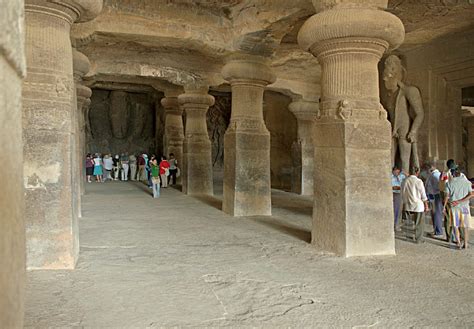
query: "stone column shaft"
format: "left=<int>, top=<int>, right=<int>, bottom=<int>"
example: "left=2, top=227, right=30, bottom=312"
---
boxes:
left=465, top=115, right=474, bottom=178
left=290, top=100, right=318, bottom=196
left=222, top=54, right=276, bottom=216
left=161, top=95, right=184, bottom=167
left=178, top=87, right=214, bottom=195
left=76, top=85, right=92, bottom=199
left=73, top=49, right=92, bottom=219
left=298, top=0, right=404, bottom=256
left=23, top=0, right=102, bottom=269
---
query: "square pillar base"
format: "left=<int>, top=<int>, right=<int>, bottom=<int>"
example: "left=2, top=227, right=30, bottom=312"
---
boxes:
left=182, top=139, right=213, bottom=195
left=313, top=117, right=395, bottom=257
left=223, top=126, right=271, bottom=216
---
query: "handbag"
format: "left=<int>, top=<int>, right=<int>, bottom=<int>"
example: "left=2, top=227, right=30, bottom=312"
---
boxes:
left=165, top=168, right=170, bottom=176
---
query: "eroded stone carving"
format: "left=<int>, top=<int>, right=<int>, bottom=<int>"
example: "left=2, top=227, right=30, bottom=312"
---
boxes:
left=87, top=90, right=156, bottom=155
left=381, top=54, right=424, bottom=173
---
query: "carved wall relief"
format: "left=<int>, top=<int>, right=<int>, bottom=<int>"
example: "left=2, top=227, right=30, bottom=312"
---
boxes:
left=87, top=89, right=157, bottom=155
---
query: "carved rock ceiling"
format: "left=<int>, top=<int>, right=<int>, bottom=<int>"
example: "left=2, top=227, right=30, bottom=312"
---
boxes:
left=74, top=0, right=474, bottom=99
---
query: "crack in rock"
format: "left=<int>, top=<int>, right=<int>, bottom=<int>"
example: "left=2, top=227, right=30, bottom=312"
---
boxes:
left=202, top=274, right=315, bottom=322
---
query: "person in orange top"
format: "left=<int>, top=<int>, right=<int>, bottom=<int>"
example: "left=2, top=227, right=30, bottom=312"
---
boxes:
left=159, top=156, right=171, bottom=188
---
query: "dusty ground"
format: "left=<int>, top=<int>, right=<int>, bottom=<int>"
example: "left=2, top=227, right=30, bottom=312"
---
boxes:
left=25, top=181, right=474, bottom=328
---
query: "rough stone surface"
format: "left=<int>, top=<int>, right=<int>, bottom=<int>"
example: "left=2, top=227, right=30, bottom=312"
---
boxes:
left=464, top=116, right=474, bottom=178
left=298, top=1, right=403, bottom=256
left=401, top=28, right=474, bottom=166
left=207, top=92, right=231, bottom=169
left=161, top=93, right=184, bottom=166
left=23, top=2, right=77, bottom=269
left=24, top=182, right=474, bottom=327
left=222, top=54, right=276, bottom=217
left=381, top=54, right=424, bottom=173
left=264, top=91, right=297, bottom=191
left=179, top=86, right=215, bottom=195
left=289, top=100, right=318, bottom=195
left=22, top=0, right=102, bottom=269
left=87, top=89, right=156, bottom=155
left=0, top=0, right=26, bottom=327
left=73, top=48, right=92, bottom=218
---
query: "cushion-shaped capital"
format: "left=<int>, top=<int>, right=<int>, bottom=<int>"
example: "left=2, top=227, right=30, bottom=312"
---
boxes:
left=26, top=0, right=103, bottom=23
left=298, top=7, right=404, bottom=53
left=178, top=92, right=215, bottom=108
left=76, top=84, right=92, bottom=99
left=289, top=100, right=319, bottom=121
left=161, top=97, right=180, bottom=110
left=72, top=49, right=91, bottom=78
left=222, top=53, right=276, bottom=86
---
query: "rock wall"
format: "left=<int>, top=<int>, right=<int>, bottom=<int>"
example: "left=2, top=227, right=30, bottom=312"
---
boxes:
left=0, top=0, right=26, bottom=326
left=87, top=89, right=158, bottom=155
left=205, top=91, right=297, bottom=190
left=207, top=92, right=231, bottom=169
left=264, top=91, right=297, bottom=191
left=399, top=28, right=474, bottom=168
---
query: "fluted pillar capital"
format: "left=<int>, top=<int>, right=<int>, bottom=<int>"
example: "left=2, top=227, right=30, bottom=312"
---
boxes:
left=289, top=100, right=319, bottom=121
left=312, top=0, right=388, bottom=11
left=25, top=0, right=103, bottom=24
left=298, top=2, right=404, bottom=55
left=222, top=54, right=276, bottom=86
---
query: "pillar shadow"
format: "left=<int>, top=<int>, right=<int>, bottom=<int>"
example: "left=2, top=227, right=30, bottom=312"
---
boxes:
left=395, top=229, right=456, bottom=249
left=170, top=184, right=183, bottom=192
left=250, top=216, right=311, bottom=243
left=128, top=181, right=153, bottom=196
left=271, top=191, right=313, bottom=217
left=193, top=195, right=223, bottom=210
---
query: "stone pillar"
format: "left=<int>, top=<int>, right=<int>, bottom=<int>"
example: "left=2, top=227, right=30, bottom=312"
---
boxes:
left=222, top=54, right=276, bottom=216
left=161, top=91, right=184, bottom=169
left=23, top=0, right=102, bottom=269
left=73, top=49, right=92, bottom=202
left=298, top=0, right=404, bottom=256
left=178, top=86, right=214, bottom=195
left=289, top=100, right=319, bottom=196
left=464, top=114, right=474, bottom=179
left=0, top=0, right=26, bottom=326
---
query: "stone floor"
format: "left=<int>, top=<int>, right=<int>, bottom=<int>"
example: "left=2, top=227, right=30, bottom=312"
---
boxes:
left=25, top=181, right=474, bottom=328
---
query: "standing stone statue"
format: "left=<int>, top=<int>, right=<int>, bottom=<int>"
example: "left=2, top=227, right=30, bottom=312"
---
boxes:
left=381, top=55, right=424, bottom=173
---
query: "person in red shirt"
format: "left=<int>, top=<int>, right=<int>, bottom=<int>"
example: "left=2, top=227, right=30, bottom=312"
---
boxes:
left=159, top=156, right=170, bottom=188
left=137, top=153, right=146, bottom=181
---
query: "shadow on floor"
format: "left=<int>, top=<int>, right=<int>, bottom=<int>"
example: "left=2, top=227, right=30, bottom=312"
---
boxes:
left=250, top=216, right=311, bottom=243
left=395, top=226, right=459, bottom=249
left=128, top=181, right=153, bottom=196
left=193, top=195, right=223, bottom=210
left=271, top=191, right=313, bottom=217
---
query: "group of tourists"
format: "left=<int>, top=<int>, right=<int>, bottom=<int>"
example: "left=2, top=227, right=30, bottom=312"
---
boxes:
left=85, top=152, right=179, bottom=198
left=391, top=159, right=473, bottom=249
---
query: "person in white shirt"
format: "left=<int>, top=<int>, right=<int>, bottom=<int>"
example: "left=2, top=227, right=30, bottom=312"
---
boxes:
left=425, top=162, right=443, bottom=237
left=103, top=154, right=114, bottom=181
left=391, top=166, right=406, bottom=231
left=443, top=166, right=473, bottom=249
left=401, top=166, right=429, bottom=243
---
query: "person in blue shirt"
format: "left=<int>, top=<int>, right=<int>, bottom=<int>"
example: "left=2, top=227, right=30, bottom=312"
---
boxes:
left=392, top=166, right=406, bottom=231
